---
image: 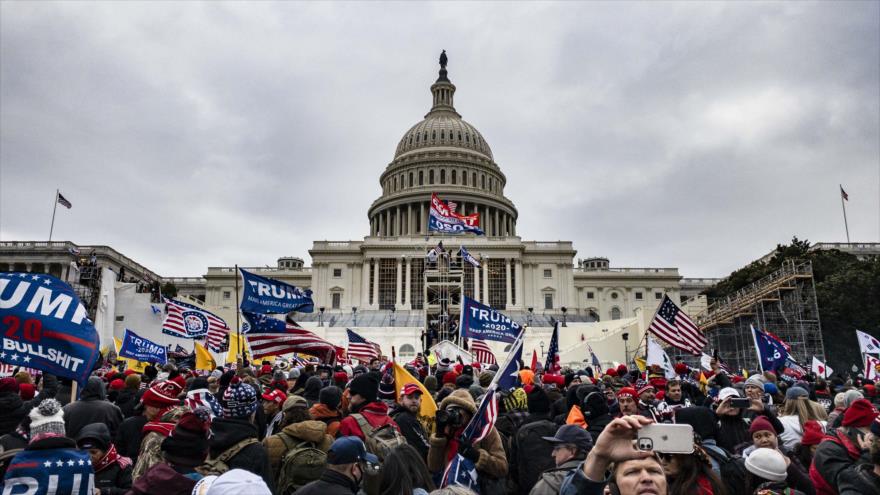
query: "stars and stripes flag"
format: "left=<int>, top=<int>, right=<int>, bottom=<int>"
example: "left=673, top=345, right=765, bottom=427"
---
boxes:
left=469, top=338, right=496, bottom=365
left=57, top=192, right=72, bottom=209
left=840, top=185, right=848, bottom=201
left=346, top=328, right=381, bottom=362
left=648, top=295, right=706, bottom=356
left=544, top=321, right=561, bottom=373
left=588, top=344, right=602, bottom=369
left=162, top=298, right=230, bottom=352
left=243, top=312, right=338, bottom=362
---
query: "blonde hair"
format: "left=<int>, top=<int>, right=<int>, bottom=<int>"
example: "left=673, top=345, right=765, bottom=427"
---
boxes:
left=781, top=397, right=827, bottom=427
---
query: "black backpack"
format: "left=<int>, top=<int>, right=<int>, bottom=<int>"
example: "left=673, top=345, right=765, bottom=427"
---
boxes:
left=513, top=419, right=557, bottom=495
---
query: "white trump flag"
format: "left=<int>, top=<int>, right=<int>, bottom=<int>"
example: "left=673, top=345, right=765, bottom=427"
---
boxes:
left=811, top=356, right=833, bottom=378
left=856, top=330, right=880, bottom=355
left=647, top=335, right=676, bottom=379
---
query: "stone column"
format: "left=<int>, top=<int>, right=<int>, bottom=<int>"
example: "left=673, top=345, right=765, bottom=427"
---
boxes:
left=505, top=258, right=512, bottom=308
left=372, top=258, right=380, bottom=309
left=482, top=260, right=489, bottom=305
left=515, top=259, right=524, bottom=309
left=407, top=204, right=413, bottom=235
left=494, top=209, right=500, bottom=237
left=405, top=257, right=412, bottom=309
left=420, top=203, right=425, bottom=234
left=396, top=257, right=403, bottom=308
left=473, top=264, right=480, bottom=301
left=362, top=259, right=370, bottom=308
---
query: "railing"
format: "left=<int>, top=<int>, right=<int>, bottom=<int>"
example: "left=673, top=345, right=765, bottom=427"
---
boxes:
left=681, top=278, right=722, bottom=285
left=574, top=267, right=679, bottom=274
left=162, top=277, right=206, bottom=284
left=207, top=266, right=313, bottom=274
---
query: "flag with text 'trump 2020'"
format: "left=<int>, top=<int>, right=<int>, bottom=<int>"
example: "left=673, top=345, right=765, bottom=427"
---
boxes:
left=428, top=193, right=484, bottom=235
left=0, top=273, right=100, bottom=387
left=239, top=268, right=314, bottom=314
left=118, top=328, right=167, bottom=365
left=459, top=296, right=523, bottom=344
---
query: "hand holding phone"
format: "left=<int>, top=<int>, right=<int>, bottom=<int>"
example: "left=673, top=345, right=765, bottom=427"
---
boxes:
left=636, top=424, right=694, bottom=454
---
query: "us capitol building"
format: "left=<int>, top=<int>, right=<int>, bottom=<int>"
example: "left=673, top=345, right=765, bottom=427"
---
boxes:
left=1, top=54, right=722, bottom=365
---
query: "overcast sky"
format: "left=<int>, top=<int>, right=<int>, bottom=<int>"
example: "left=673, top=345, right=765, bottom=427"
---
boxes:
left=1, top=2, right=878, bottom=279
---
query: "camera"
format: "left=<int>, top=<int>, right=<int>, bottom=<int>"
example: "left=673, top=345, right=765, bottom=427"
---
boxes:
left=436, top=407, right=466, bottom=433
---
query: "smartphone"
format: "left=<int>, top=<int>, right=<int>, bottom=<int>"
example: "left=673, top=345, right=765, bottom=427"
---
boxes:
left=636, top=424, right=694, bottom=454
left=730, top=397, right=752, bottom=409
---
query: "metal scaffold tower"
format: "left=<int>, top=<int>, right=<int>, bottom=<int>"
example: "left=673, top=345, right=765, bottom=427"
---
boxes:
left=424, top=247, right=463, bottom=344
left=687, top=260, right=826, bottom=372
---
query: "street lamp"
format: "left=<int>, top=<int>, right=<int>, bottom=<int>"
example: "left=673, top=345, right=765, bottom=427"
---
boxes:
left=352, top=307, right=358, bottom=326
left=318, top=307, right=325, bottom=327
left=527, top=307, right=534, bottom=326
left=540, top=341, right=545, bottom=357
left=561, top=306, right=567, bottom=327
left=390, top=307, right=396, bottom=327
left=622, top=332, right=630, bottom=367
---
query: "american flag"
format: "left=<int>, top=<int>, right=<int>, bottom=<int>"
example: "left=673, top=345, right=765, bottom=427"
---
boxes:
left=462, top=386, right=498, bottom=442
left=469, top=338, right=496, bottom=365
left=244, top=312, right=337, bottom=361
left=56, top=192, right=72, bottom=209
left=588, top=344, right=601, bottom=369
left=649, top=295, right=706, bottom=356
left=544, top=322, right=561, bottom=373
left=163, top=298, right=230, bottom=352
left=346, top=328, right=381, bottom=362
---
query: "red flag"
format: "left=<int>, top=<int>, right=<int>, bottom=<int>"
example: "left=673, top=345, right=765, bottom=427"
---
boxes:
left=531, top=349, right=538, bottom=371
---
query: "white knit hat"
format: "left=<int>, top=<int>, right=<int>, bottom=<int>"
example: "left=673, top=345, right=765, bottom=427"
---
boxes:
left=29, top=398, right=65, bottom=439
left=192, top=469, right=271, bottom=495
left=718, top=387, right=740, bottom=402
left=744, top=448, right=787, bottom=482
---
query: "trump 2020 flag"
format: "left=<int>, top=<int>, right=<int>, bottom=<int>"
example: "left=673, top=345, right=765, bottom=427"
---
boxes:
left=751, top=325, right=789, bottom=373
left=239, top=268, right=314, bottom=314
left=459, top=246, right=481, bottom=268
left=856, top=329, right=880, bottom=355
left=118, top=328, right=167, bottom=365
left=811, top=356, right=833, bottom=378
left=428, top=193, right=484, bottom=235
left=0, top=273, right=100, bottom=386
left=3, top=447, right=94, bottom=495
left=459, top=296, right=523, bottom=344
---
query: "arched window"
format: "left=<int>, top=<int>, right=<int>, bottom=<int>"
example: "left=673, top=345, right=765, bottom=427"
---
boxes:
left=458, top=132, right=462, bottom=141
left=393, top=177, right=397, bottom=191
left=465, top=133, right=470, bottom=143
left=408, top=173, right=413, bottom=187
left=415, top=133, right=419, bottom=143
left=441, top=130, right=445, bottom=140
left=463, top=170, right=468, bottom=185
left=451, top=170, right=457, bottom=184
left=429, top=170, right=434, bottom=184
left=409, top=135, right=413, bottom=145
left=472, top=172, right=476, bottom=186
left=481, top=175, right=486, bottom=189
left=440, top=169, right=445, bottom=184
left=424, top=132, right=428, bottom=141
left=419, top=170, right=424, bottom=185
left=399, top=344, right=415, bottom=357
left=611, top=307, right=621, bottom=320
left=432, top=130, right=436, bottom=140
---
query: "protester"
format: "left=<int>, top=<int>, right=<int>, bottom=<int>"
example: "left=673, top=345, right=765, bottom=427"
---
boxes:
left=0, top=377, right=28, bottom=436
left=658, top=447, right=727, bottom=495
left=338, top=372, right=399, bottom=441
left=76, top=423, right=133, bottom=495
left=777, top=386, right=828, bottom=450
left=836, top=414, right=880, bottom=494
left=63, top=376, right=124, bottom=438
left=509, top=386, right=558, bottom=494
left=378, top=444, right=436, bottom=495
left=714, top=387, right=783, bottom=454
left=743, top=448, right=806, bottom=495
left=309, top=386, right=343, bottom=436
left=616, top=387, right=640, bottom=416
left=810, top=398, right=879, bottom=494
left=131, top=380, right=187, bottom=480
left=262, top=397, right=332, bottom=480
left=391, top=383, right=431, bottom=460
left=529, top=424, right=592, bottom=495
left=261, top=388, right=287, bottom=437
left=128, top=411, right=211, bottom=495
left=296, top=436, right=378, bottom=495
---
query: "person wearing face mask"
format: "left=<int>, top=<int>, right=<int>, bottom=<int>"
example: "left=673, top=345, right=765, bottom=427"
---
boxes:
left=296, top=436, right=378, bottom=495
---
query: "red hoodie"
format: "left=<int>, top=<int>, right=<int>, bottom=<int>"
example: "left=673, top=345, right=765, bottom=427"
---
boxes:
left=338, top=401, right=399, bottom=440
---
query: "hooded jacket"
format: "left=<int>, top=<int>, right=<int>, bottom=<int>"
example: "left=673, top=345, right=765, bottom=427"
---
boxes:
left=62, top=377, right=124, bottom=438
left=309, top=403, right=342, bottom=437
left=509, top=412, right=557, bottom=495
left=529, top=458, right=586, bottom=495
left=337, top=401, right=399, bottom=441
left=262, top=420, right=333, bottom=476
left=427, top=389, right=508, bottom=479
left=208, top=417, right=274, bottom=492
left=303, top=376, right=323, bottom=406
left=76, top=423, right=132, bottom=495
left=0, top=391, right=28, bottom=436
left=390, top=402, right=430, bottom=460
left=810, top=427, right=866, bottom=495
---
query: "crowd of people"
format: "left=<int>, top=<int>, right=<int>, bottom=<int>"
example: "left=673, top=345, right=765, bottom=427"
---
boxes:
left=1, top=353, right=878, bottom=495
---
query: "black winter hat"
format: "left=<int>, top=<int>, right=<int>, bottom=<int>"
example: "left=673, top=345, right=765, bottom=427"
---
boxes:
left=581, top=388, right=609, bottom=420
left=319, top=386, right=343, bottom=410
left=161, top=411, right=210, bottom=467
left=349, top=372, right=381, bottom=403
left=455, top=374, right=474, bottom=390
left=528, top=386, right=551, bottom=414
left=675, top=407, right=718, bottom=441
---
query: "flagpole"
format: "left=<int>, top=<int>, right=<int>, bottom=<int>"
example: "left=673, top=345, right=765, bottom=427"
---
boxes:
left=840, top=184, right=850, bottom=243
left=235, top=264, right=242, bottom=364
left=49, top=189, right=59, bottom=242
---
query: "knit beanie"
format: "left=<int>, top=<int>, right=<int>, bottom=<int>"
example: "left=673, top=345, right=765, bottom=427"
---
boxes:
left=527, top=386, right=551, bottom=414
left=744, top=448, right=787, bottom=482
left=186, top=389, right=223, bottom=418
left=333, top=372, right=349, bottom=388
left=109, top=379, right=125, bottom=392
left=349, top=372, right=381, bottom=403
left=287, top=368, right=301, bottom=380
left=0, top=377, right=19, bottom=395
left=675, top=407, right=719, bottom=441
left=378, top=372, right=396, bottom=403
left=319, top=386, right=343, bottom=410
left=745, top=375, right=766, bottom=390
left=75, top=423, right=111, bottom=452
left=479, top=371, right=495, bottom=388
left=19, top=383, right=36, bottom=401
left=502, top=388, right=528, bottom=412
left=162, top=410, right=211, bottom=467
left=842, top=398, right=879, bottom=427
left=605, top=368, right=618, bottom=377
left=423, top=375, right=438, bottom=394
left=800, top=420, right=824, bottom=446
left=785, top=386, right=809, bottom=401
left=222, top=378, right=258, bottom=419
left=455, top=374, right=474, bottom=390
left=749, top=416, right=775, bottom=436
left=193, top=468, right=272, bottom=495
left=442, top=371, right=459, bottom=386
left=29, top=399, right=65, bottom=440
left=142, top=380, right=183, bottom=408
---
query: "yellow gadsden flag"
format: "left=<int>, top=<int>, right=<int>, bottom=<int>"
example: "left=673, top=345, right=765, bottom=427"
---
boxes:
left=392, top=361, right=438, bottom=434
left=634, top=356, right=647, bottom=373
left=226, top=332, right=251, bottom=365
left=195, top=342, right=216, bottom=371
left=114, top=337, right=148, bottom=374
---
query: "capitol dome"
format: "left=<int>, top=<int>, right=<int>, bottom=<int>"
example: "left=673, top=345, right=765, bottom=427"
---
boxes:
left=368, top=52, right=518, bottom=238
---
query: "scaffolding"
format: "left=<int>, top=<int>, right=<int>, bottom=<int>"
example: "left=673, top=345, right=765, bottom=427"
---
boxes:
left=679, top=260, right=826, bottom=372
left=424, top=249, right=463, bottom=344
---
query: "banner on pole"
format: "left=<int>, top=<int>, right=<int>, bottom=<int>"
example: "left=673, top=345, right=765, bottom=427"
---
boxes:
left=239, top=268, right=314, bottom=314
left=459, top=296, right=522, bottom=344
left=118, top=328, right=167, bottom=365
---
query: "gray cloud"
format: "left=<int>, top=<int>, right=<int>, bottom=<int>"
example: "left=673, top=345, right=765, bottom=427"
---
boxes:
left=2, top=1, right=877, bottom=278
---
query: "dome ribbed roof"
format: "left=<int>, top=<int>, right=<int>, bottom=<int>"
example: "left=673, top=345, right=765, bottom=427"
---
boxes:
left=394, top=116, right=493, bottom=160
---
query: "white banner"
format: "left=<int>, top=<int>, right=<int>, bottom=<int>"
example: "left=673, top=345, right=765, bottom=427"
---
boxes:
left=647, top=336, right=676, bottom=379
left=811, top=356, right=833, bottom=378
left=856, top=330, right=880, bottom=355
left=865, top=354, right=880, bottom=381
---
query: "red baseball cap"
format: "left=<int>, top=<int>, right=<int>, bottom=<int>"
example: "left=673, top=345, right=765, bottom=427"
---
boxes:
left=261, top=389, right=287, bottom=405
left=400, top=383, right=423, bottom=397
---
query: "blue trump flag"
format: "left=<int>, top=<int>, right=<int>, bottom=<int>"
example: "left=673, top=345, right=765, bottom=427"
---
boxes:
left=459, top=296, right=522, bottom=344
left=239, top=268, right=314, bottom=314
left=428, top=193, right=485, bottom=235
left=459, top=246, right=481, bottom=268
left=118, top=328, right=167, bottom=365
left=751, top=324, right=789, bottom=373
left=3, top=447, right=94, bottom=495
left=0, top=273, right=100, bottom=386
